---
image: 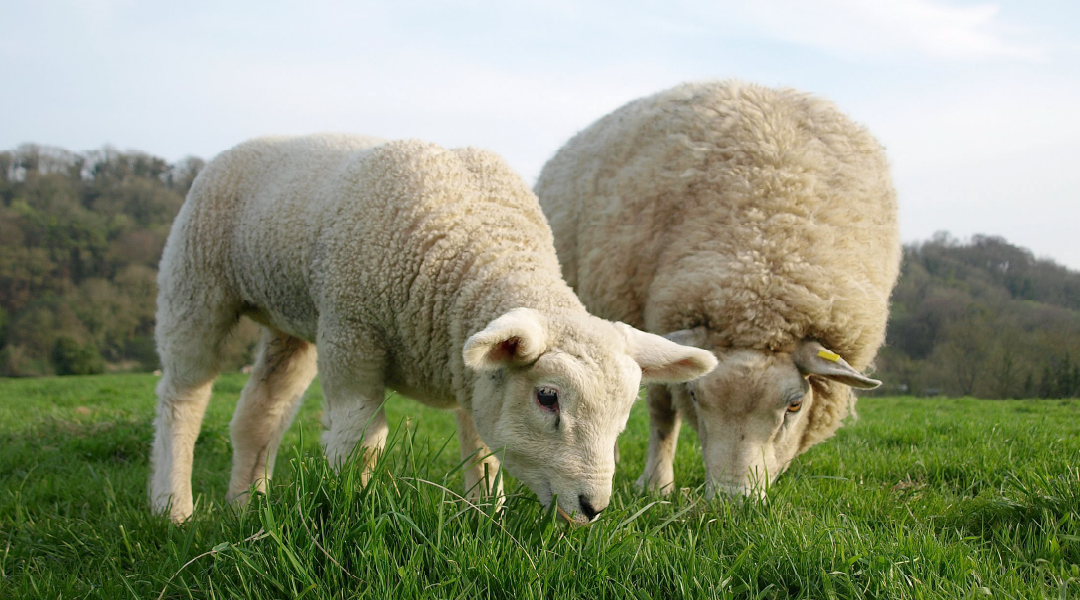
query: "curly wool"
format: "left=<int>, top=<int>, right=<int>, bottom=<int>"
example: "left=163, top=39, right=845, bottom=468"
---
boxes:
left=536, top=80, right=901, bottom=448
left=162, top=134, right=584, bottom=408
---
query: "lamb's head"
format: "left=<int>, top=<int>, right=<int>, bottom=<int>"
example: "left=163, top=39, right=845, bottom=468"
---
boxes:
left=666, top=329, right=880, bottom=500
left=464, top=308, right=716, bottom=524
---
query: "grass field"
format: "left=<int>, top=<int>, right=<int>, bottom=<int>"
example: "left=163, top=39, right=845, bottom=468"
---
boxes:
left=1, top=374, right=1077, bottom=599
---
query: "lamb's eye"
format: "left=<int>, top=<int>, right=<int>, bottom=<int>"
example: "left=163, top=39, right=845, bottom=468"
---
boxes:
left=787, top=398, right=803, bottom=413
left=536, top=387, right=559, bottom=412
left=689, top=388, right=698, bottom=402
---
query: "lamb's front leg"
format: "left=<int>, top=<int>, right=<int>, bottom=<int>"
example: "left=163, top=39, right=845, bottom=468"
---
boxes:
left=636, top=384, right=681, bottom=495
left=318, top=331, right=388, bottom=482
left=456, top=409, right=504, bottom=508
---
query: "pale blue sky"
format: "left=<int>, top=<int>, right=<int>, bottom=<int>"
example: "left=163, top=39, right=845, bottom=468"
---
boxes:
left=3, top=0, right=1078, bottom=267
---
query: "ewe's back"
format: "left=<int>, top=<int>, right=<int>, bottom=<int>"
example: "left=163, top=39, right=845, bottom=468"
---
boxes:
left=536, top=80, right=900, bottom=371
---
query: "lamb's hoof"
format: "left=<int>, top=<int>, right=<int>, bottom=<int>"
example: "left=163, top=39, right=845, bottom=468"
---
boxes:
left=168, top=504, right=194, bottom=524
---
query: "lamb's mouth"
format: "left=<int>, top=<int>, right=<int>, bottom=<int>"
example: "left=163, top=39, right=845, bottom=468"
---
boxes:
left=543, top=482, right=588, bottom=525
left=540, top=482, right=571, bottom=522
left=556, top=504, right=574, bottom=522
left=537, top=481, right=588, bottom=524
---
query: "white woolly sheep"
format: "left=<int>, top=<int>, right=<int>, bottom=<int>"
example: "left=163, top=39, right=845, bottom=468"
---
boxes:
left=535, top=80, right=901, bottom=498
left=150, top=134, right=716, bottom=523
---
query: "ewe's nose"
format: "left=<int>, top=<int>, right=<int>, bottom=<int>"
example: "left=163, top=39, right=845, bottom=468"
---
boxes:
left=578, top=494, right=607, bottom=521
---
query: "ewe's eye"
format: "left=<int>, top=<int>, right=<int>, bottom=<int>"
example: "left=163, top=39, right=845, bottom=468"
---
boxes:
left=536, top=387, right=559, bottom=412
left=786, top=397, right=804, bottom=414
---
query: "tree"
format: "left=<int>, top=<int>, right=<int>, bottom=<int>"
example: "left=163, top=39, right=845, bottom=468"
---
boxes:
left=51, top=336, right=104, bottom=376
left=0, top=143, right=218, bottom=375
left=933, top=309, right=992, bottom=396
left=877, top=235, right=1080, bottom=399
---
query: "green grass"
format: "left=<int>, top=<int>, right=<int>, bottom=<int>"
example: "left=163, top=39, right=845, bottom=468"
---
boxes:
left=1, top=374, right=1078, bottom=599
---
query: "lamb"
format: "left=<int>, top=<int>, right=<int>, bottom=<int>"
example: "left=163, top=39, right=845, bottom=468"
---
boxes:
left=535, top=80, right=901, bottom=498
left=150, top=134, right=716, bottom=524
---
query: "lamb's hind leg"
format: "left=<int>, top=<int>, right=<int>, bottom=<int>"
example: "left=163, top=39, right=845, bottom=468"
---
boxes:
left=151, top=304, right=236, bottom=523
left=227, top=328, right=318, bottom=505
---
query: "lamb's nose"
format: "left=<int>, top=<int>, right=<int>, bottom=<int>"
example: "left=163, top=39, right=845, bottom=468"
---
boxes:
left=578, top=495, right=607, bottom=521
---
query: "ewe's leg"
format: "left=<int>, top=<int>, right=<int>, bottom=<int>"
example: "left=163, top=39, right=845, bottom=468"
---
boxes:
left=318, top=329, right=388, bottom=481
left=636, top=385, right=681, bottom=495
left=456, top=409, right=503, bottom=504
left=227, top=328, right=318, bottom=505
left=151, top=307, right=235, bottom=523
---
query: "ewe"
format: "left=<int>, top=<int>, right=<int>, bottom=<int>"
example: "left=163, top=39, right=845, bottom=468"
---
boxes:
left=536, top=81, right=901, bottom=498
left=151, top=135, right=716, bottom=523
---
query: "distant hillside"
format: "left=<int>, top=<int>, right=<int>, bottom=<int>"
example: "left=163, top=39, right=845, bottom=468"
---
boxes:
left=0, top=144, right=255, bottom=376
left=878, top=233, right=1080, bottom=398
left=1, top=143, right=1078, bottom=397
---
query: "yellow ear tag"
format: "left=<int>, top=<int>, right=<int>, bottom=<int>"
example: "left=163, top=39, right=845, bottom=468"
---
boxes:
left=817, top=349, right=841, bottom=362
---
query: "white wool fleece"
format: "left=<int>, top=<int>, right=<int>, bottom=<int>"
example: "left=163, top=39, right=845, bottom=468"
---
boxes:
left=536, top=80, right=901, bottom=489
left=150, top=134, right=716, bottom=523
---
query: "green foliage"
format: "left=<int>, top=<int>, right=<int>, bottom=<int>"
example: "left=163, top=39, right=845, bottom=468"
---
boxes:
left=0, top=305, right=8, bottom=345
left=51, top=335, right=105, bottom=375
left=0, top=144, right=257, bottom=376
left=1037, top=353, right=1080, bottom=399
left=878, top=233, right=1080, bottom=398
left=1, top=374, right=1078, bottom=598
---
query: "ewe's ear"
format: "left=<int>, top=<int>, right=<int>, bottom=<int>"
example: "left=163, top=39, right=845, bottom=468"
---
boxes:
left=463, top=308, right=547, bottom=371
left=617, top=323, right=718, bottom=384
left=792, top=340, right=881, bottom=389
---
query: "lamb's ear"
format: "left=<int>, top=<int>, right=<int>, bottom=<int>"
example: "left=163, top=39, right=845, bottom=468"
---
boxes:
left=792, top=340, right=881, bottom=389
left=617, top=323, right=718, bottom=384
left=463, top=308, right=547, bottom=371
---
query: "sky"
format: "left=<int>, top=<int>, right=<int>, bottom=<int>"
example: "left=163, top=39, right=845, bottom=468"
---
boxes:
left=2, top=0, right=1078, bottom=268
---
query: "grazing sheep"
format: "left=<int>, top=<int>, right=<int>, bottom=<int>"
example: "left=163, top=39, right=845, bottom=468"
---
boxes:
left=535, top=80, right=900, bottom=498
left=151, top=134, right=716, bottom=524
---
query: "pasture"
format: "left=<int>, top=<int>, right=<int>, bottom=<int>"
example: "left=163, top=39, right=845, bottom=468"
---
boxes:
left=1, top=374, right=1077, bottom=599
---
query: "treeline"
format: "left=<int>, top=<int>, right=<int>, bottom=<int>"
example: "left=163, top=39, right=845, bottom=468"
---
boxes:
left=2, top=144, right=1079, bottom=398
left=0, top=144, right=255, bottom=376
left=876, top=233, right=1080, bottom=398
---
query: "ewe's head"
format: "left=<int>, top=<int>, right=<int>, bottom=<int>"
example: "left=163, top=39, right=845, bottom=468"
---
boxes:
left=666, top=329, right=880, bottom=500
left=464, top=308, right=716, bottom=524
